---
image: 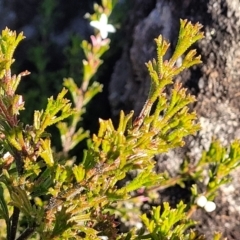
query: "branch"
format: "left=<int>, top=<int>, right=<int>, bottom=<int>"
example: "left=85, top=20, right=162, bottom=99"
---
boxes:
left=9, top=207, right=20, bottom=240
left=16, top=227, right=35, bottom=240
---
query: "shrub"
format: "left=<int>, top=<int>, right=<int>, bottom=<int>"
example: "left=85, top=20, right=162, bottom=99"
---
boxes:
left=0, top=1, right=240, bottom=239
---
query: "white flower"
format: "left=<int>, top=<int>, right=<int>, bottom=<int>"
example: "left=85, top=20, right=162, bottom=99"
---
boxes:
left=204, top=201, right=216, bottom=212
left=90, top=14, right=116, bottom=39
left=3, top=152, right=11, bottom=159
left=196, top=195, right=216, bottom=212
left=196, top=195, right=207, bottom=208
left=99, top=236, right=108, bottom=240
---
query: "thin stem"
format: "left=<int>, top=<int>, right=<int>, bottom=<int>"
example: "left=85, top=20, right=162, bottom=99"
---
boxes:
left=62, top=95, right=83, bottom=153
left=133, top=99, right=153, bottom=130
left=14, top=151, right=24, bottom=175
left=3, top=70, right=13, bottom=95
left=9, top=207, right=20, bottom=240
left=16, top=227, right=35, bottom=240
left=186, top=205, right=197, bottom=218
left=147, top=176, right=182, bottom=192
left=0, top=99, right=16, bottom=127
left=9, top=152, right=23, bottom=240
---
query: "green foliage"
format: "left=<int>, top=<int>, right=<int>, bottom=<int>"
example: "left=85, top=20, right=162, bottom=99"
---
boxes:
left=140, top=202, right=195, bottom=239
left=183, top=139, right=240, bottom=201
left=0, top=1, right=239, bottom=239
left=123, top=202, right=222, bottom=240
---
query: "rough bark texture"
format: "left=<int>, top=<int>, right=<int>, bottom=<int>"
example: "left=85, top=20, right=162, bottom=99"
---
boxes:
left=109, top=0, right=240, bottom=239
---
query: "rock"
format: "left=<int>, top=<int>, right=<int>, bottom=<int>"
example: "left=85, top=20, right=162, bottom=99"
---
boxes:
left=109, top=0, right=240, bottom=238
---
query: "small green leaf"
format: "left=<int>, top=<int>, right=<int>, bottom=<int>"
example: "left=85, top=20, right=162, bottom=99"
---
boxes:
left=72, top=165, right=86, bottom=183
left=0, top=184, right=10, bottom=236
left=39, top=138, right=54, bottom=167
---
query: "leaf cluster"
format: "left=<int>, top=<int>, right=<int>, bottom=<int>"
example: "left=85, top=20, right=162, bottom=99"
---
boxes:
left=177, top=138, right=240, bottom=202
left=0, top=13, right=237, bottom=240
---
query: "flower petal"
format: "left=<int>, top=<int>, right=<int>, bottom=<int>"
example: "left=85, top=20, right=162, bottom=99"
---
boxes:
left=204, top=201, right=216, bottom=212
left=90, top=21, right=101, bottom=29
left=196, top=195, right=207, bottom=208
left=106, top=24, right=116, bottom=33
left=100, top=29, right=108, bottom=39
left=99, top=14, right=108, bottom=25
